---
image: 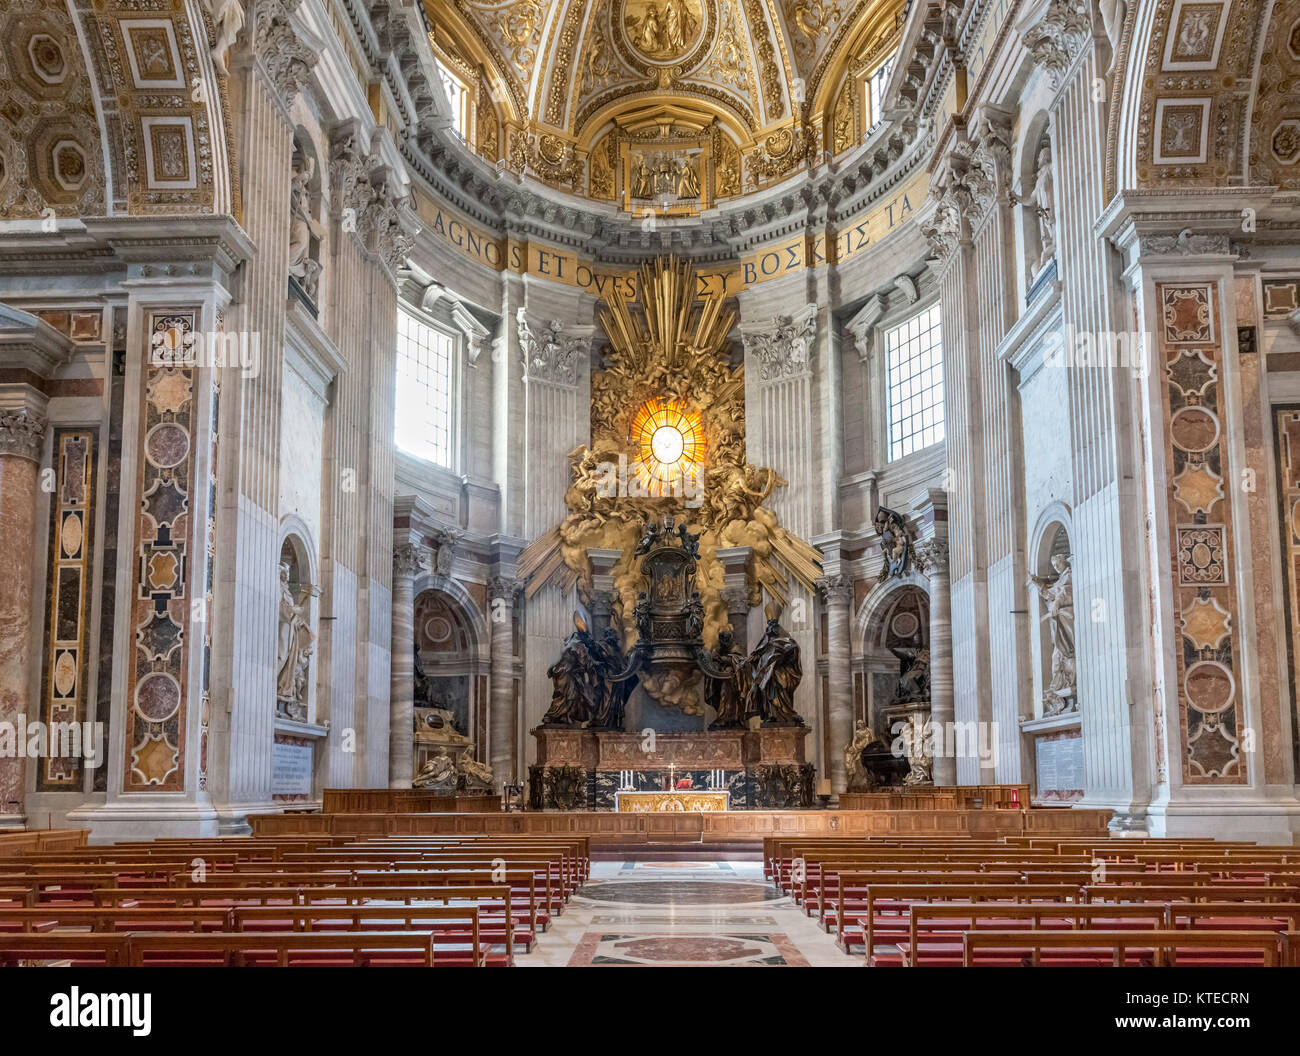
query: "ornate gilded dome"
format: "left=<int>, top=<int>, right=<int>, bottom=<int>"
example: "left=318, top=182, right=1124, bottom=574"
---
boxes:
left=425, top=0, right=904, bottom=210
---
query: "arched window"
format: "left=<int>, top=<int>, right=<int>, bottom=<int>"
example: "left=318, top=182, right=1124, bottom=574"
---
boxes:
left=885, top=302, right=944, bottom=461
left=865, top=54, right=895, bottom=131
left=434, top=58, right=470, bottom=140
left=395, top=308, right=457, bottom=468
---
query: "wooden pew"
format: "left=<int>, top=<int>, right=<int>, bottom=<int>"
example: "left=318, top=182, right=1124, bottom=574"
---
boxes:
left=961, top=929, right=1281, bottom=967
left=0, top=932, right=129, bottom=966
left=898, top=902, right=1172, bottom=966
left=837, top=882, right=1084, bottom=954
left=122, top=930, right=443, bottom=967
left=0, top=906, right=234, bottom=933
left=229, top=905, right=490, bottom=966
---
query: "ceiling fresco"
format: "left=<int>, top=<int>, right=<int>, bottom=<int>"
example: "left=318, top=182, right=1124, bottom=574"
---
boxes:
left=425, top=0, right=904, bottom=207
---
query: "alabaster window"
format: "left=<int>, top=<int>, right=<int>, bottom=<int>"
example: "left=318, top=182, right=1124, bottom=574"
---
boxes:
left=396, top=309, right=456, bottom=468
left=886, top=302, right=944, bottom=461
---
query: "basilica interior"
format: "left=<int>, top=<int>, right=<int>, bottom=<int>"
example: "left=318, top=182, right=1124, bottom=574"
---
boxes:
left=1, top=0, right=1300, bottom=976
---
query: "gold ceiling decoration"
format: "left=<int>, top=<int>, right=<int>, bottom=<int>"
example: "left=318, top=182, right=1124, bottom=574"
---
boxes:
left=425, top=0, right=905, bottom=204
left=518, top=256, right=822, bottom=711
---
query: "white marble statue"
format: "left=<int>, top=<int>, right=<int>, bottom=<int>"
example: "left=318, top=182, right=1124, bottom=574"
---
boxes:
left=1027, top=553, right=1076, bottom=714
left=207, top=0, right=245, bottom=77
left=1020, top=146, right=1056, bottom=277
left=276, top=562, right=318, bottom=719
left=288, top=154, right=322, bottom=298
left=1097, top=0, right=1126, bottom=54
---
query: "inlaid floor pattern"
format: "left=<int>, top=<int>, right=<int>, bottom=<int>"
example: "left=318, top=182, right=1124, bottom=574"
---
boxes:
left=516, top=861, right=856, bottom=967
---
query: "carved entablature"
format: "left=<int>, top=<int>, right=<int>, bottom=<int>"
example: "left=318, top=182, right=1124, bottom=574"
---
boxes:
left=517, top=311, right=594, bottom=387
left=1138, top=229, right=1234, bottom=257
left=741, top=303, right=818, bottom=381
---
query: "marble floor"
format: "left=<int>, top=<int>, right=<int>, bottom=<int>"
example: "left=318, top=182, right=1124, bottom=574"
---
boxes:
left=516, top=861, right=857, bottom=967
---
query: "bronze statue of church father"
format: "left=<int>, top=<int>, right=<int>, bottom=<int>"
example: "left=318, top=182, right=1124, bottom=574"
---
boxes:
left=530, top=515, right=814, bottom=809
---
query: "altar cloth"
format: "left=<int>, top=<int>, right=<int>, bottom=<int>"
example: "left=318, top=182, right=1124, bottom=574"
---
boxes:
left=614, top=790, right=729, bottom=812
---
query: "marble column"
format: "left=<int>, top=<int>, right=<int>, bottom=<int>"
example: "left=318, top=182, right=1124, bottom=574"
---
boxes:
left=717, top=546, right=754, bottom=651
left=389, top=543, right=427, bottom=788
left=818, top=575, right=855, bottom=794
left=915, top=539, right=954, bottom=785
left=0, top=409, right=47, bottom=824
left=487, top=575, right=521, bottom=786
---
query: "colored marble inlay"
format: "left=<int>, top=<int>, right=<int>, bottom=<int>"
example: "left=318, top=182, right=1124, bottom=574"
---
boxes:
left=1273, top=406, right=1300, bottom=769
left=123, top=311, right=202, bottom=791
left=38, top=429, right=95, bottom=789
left=1159, top=283, right=1245, bottom=783
left=568, top=931, right=809, bottom=966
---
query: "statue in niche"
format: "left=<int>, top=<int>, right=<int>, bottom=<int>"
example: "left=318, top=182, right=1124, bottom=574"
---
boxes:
left=873, top=506, right=912, bottom=579
left=844, top=719, right=887, bottom=792
left=744, top=614, right=804, bottom=726
left=206, top=0, right=244, bottom=77
left=276, top=561, right=318, bottom=720
left=288, top=152, right=323, bottom=300
left=541, top=614, right=603, bottom=726
left=705, top=627, right=750, bottom=728
left=1020, top=144, right=1056, bottom=277
left=1027, top=553, right=1077, bottom=714
left=413, top=640, right=434, bottom=706
left=412, top=748, right=458, bottom=791
left=890, top=645, right=931, bottom=704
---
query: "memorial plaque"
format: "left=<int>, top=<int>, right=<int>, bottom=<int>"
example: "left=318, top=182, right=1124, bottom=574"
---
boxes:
left=1034, top=730, right=1083, bottom=803
left=272, top=739, right=314, bottom=797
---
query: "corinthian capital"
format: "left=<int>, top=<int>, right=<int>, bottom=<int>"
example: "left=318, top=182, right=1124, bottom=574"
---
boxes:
left=913, top=538, right=949, bottom=575
left=252, top=0, right=319, bottom=111
left=1018, top=0, right=1092, bottom=88
left=517, top=310, right=592, bottom=387
left=741, top=303, right=818, bottom=381
left=817, top=574, right=855, bottom=606
left=393, top=543, right=429, bottom=579
left=0, top=409, right=48, bottom=462
left=488, top=575, right=523, bottom=603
